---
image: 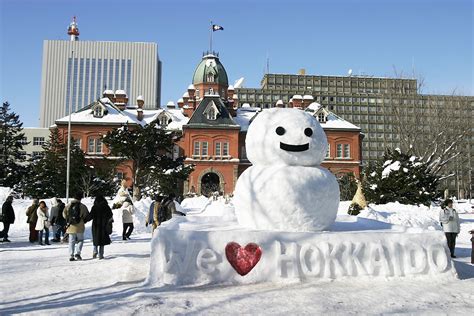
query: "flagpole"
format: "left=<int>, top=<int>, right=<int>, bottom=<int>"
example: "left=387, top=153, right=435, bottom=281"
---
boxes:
left=66, top=48, right=74, bottom=204
left=210, top=20, right=213, bottom=53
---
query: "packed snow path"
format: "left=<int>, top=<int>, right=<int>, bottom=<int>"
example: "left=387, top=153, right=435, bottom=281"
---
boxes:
left=1, top=199, right=474, bottom=314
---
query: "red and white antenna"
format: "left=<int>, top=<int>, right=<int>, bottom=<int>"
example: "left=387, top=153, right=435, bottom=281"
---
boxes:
left=67, top=16, right=80, bottom=41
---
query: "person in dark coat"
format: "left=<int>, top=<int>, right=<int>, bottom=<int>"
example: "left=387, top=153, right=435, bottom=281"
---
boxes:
left=88, top=195, right=113, bottom=259
left=26, top=199, right=39, bottom=243
left=1, top=196, right=15, bottom=242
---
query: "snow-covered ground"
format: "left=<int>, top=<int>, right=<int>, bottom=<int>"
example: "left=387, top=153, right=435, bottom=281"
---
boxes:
left=1, top=189, right=473, bottom=314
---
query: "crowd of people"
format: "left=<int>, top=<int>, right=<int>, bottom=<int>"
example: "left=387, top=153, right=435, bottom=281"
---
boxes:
left=2, top=194, right=471, bottom=263
left=0, top=190, right=185, bottom=261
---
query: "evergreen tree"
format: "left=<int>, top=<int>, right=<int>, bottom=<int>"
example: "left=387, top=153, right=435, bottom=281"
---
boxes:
left=337, top=173, right=358, bottom=201
left=21, top=129, right=88, bottom=198
left=363, top=148, right=441, bottom=206
left=103, top=121, right=194, bottom=199
left=0, top=102, right=28, bottom=188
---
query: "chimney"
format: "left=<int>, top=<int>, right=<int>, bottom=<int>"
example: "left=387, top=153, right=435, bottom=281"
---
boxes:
left=298, top=68, right=306, bottom=75
left=183, top=105, right=194, bottom=118
left=288, top=98, right=294, bottom=108
left=227, top=85, right=234, bottom=100
left=137, top=108, right=144, bottom=121
left=136, top=95, right=145, bottom=109
left=182, top=92, right=189, bottom=106
left=275, top=99, right=284, bottom=108
left=166, top=101, right=176, bottom=109
left=114, top=90, right=128, bottom=110
left=177, top=98, right=184, bottom=108
left=103, top=89, right=115, bottom=102
left=292, top=95, right=303, bottom=108
left=302, top=95, right=314, bottom=109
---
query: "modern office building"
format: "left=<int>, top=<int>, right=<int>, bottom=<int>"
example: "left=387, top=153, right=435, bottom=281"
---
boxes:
left=236, top=71, right=474, bottom=197
left=39, top=17, right=162, bottom=127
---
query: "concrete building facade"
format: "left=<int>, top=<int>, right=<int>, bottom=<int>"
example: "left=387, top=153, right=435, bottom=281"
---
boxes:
left=236, top=72, right=474, bottom=198
left=39, top=18, right=161, bottom=127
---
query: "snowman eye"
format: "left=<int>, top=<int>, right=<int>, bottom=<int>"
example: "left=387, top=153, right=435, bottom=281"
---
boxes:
left=304, top=128, right=313, bottom=137
left=275, top=126, right=286, bottom=136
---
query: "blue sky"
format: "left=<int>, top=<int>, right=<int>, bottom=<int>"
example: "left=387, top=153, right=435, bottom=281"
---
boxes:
left=1, top=0, right=472, bottom=127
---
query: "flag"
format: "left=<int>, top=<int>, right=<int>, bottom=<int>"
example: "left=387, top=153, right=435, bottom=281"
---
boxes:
left=212, top=24, right=224, bottom=31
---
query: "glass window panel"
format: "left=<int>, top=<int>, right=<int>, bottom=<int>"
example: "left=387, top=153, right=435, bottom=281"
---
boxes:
left=202, top=142, right=208, bottom=156
left=223, top=142, right=229, bottom=156
left=336, top=144, right=343, bottom=158
left=344, top=144, right=350, bottom=158
left=193, top=142, right=200, bottom=156
left=215, top=142, right=221, bottom=156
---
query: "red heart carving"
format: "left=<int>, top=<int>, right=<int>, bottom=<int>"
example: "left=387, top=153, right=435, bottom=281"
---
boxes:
left=225, top=242, right=262, bottom=276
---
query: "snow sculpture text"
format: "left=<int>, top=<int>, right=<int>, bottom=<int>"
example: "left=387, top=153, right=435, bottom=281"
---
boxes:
left=146, top=229, right=456, bottom=286
left=234, top=108, right=340, bottom=232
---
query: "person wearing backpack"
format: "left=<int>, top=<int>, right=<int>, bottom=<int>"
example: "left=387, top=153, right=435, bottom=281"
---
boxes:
left=63, top=192, right=90, bottom=261
left=51, top=199, right=66, bottom=242
left=25, top=199, right=39, bottom=243
left=121, top=200, right=134, bottom=240
left=160, top=193, right=186, bottom=225
left=87, top=195, right=113, bottom=259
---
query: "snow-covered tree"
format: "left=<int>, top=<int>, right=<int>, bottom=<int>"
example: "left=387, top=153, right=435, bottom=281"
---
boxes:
left=363, top=148, right=441, bottom=206
left=21, top=129, right=88, bottom=198
left=103, top=121, right=194, bottom=199
left=0, top=101, right=28, bottom=188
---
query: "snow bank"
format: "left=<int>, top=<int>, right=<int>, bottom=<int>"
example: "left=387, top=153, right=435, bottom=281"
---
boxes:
left=147, top=198, right=457, bottom=287
left=147, top=225, right=456, bottom=287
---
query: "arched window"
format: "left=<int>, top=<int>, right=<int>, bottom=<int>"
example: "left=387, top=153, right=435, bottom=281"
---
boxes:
left=207, top=107, right=217, bottom=120
left=209, top=87, right=214, bottom=95
left=93, top=106, right=104, bottom=118
left=317, top=113, right=326, bottom=123
left=159, top=115, right=169, bottom=126
left=207, top=73, right=214, bottom=82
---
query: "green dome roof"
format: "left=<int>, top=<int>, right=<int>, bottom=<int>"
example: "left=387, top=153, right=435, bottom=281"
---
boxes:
left=192, top=54, right=229, bottom=87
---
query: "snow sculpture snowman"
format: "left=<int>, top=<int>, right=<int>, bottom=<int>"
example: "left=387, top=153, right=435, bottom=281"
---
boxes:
left=234, top=108, right=340, bottom=232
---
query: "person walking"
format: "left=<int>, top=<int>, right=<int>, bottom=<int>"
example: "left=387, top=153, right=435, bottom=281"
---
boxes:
left=121, top=200, right=134, bottom=240
left=88, top=195, right=113, bottom=259
left=439, top=199, right=461, bottom=258
left=162, top=193, right=186, bottom=220
left=51, top=199, right=67, bottom=242
left=146, top=195, right=162, bottom=233
left=63, top=192, right=89, bottom=261
left=1, top=196, right=15, bottom=242
left=36, top=201, right=51, bottom=246
left=26, top=199, right=39, bottom=243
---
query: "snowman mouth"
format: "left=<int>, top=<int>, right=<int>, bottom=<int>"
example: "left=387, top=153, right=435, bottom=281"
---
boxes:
left=280, top=142, right=309, bottom=152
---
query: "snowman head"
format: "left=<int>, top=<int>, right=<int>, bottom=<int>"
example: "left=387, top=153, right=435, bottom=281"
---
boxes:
left=246, top=108, right=328, bottom=166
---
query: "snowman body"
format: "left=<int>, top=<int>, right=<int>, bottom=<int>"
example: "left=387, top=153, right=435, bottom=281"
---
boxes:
left=234, top=108, right=340, bottom=232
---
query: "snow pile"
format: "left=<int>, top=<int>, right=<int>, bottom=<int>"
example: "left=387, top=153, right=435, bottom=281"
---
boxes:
left=181, top=195, right=210, bottom=213
left=234, top=108, right=339, bottom=232
left=382, top=160, right=401, bottom=178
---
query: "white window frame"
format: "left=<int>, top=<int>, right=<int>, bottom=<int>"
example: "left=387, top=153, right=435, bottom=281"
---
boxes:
left=193, top=141, right=201, bottom=156
left=336, top=144, right=343, bottom=158
left=343, top=144, right=351, bottom=158
left=33, top=137, right=45, bottom=146
left=326, top=144, right=331, bottom=158
left=87, top=137, right=102, bottom=154
left=202, top=141, right=208, bottom=156
left=223, top=142, right=229, bottom=156
left=215, top=142, right=221, bottom=156
left=317, top=113, right=326, bottom=123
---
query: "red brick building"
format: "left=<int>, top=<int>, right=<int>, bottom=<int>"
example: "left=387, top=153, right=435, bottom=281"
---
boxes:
left=176, top=52, right=363, bottom=196
left=54, top=52, right=363, bottom=196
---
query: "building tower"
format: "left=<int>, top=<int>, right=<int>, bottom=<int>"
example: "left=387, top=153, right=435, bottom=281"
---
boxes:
left=39, top=18, right=162, bottom=127
left=67, top=16, right=80, bottom=41
left=192, top=52, right=229, bottom=100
